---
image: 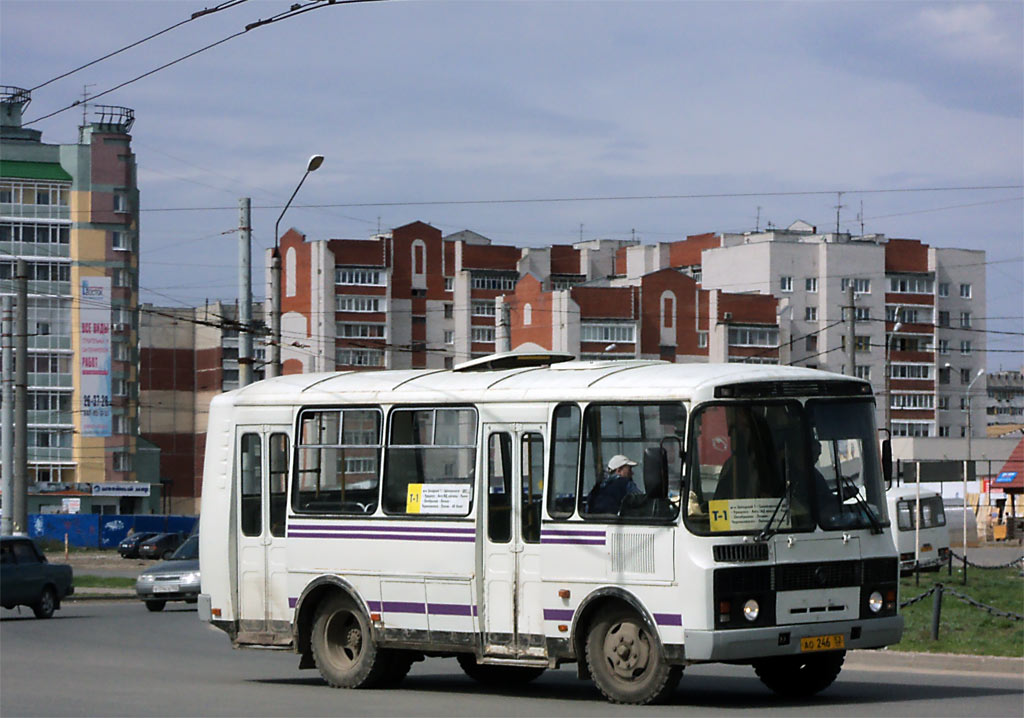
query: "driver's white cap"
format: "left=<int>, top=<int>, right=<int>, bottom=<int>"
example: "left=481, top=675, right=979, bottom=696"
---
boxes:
left=607, top=455, right=638, bottom=471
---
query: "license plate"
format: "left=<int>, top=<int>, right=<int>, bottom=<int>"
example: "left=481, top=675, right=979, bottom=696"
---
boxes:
left=153, top=583, right=179, bottom=593
left=800, top=634, right=845, bottom=652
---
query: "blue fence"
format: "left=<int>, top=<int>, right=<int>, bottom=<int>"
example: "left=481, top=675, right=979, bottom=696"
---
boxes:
left=28, top=514, right=198, bottom=549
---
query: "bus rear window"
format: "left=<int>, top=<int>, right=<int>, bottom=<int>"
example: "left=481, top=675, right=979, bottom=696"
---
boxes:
left=383, top=407, right=478, bottom=516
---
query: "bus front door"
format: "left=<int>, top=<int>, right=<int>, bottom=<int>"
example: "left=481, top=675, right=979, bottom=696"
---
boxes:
left=481, top=425, right=546, bottom=659
left=235, top=426, right=291, bottom=645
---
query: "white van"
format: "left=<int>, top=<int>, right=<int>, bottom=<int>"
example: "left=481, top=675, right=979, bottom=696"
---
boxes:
left=887, top=485, right=951, bottom=573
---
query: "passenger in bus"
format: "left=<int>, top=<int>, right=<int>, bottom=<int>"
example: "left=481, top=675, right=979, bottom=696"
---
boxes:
left=587, top=454, right=643, bottom=514
left=713, top=410, right=776, bottom=500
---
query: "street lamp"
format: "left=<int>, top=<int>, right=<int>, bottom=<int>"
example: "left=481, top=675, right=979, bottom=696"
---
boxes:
left=885, top=322, right=903, bottom=436
left=268, top=154, right=324, bottom=378
left=961, top=367, right=985, bottom=578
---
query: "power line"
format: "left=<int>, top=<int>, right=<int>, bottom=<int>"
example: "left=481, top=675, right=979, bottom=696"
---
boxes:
left=26, top=1, right=250, bottom=93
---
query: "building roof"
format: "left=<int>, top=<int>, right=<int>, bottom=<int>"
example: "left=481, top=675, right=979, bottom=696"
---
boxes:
left=994, top=437, right=1024, bottom=493
left=0, top=159, right=72, bottom=182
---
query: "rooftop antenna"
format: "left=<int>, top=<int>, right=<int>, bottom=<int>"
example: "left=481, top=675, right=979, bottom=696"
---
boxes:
left=80, top=84, right=95, bottom=126
left=756, top=206, right=762, bottom=232
left=579, top=223, right=584, bottom=242
left=858, top=200, right=865, bottom=236
left=834, top=191, right=845, bottom=235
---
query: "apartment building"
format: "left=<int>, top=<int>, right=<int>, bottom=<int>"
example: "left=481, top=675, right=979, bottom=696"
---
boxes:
left=138, top=301, right=264, bottom=514
left=987, top=370, right=1024, bottom=434
left=1, top=86, right=141, bottom=511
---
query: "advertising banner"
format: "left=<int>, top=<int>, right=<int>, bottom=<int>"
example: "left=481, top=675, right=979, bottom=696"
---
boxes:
left=79, top=276, right=112, bottom=437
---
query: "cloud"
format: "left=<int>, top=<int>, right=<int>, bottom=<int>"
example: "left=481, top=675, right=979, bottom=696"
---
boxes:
left=916, top=3, right=1020, bottom=66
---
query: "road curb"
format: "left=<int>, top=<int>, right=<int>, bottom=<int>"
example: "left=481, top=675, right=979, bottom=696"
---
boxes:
left=847, top=649, right=1023, bottom=675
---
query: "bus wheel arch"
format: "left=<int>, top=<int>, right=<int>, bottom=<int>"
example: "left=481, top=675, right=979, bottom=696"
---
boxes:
left=570, top=589, right=664, bottom=679
left=294, top=576, right=368, bottom=666
left=309, top=591, right=392, bottom=688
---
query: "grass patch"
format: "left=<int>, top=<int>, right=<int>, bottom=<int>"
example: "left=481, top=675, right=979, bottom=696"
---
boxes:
left=74, top=575, right=135, bottom=589
left=897, top=565, right=1024, bottom=657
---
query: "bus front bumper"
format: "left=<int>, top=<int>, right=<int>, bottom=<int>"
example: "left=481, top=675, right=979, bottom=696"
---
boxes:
left=683, top=615, right=903, bottom=662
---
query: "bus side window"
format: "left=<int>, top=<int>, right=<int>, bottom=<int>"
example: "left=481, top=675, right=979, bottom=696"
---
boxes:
left=522, top=432, right=544, bottom=543
left=488, top=433, right=512, bottom=542
left=269, top=433, right=289, bottom=537
left=292, top=409, right=382, bottom=515
left=383, top=407, right=478, bottom=516
left=240, top=433, right=262, bottom=537
left=547, top=403, right=580, bottom=519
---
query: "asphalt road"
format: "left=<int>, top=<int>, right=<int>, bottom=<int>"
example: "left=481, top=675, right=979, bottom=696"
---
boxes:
left=2, top=602, right=1021, bottom=718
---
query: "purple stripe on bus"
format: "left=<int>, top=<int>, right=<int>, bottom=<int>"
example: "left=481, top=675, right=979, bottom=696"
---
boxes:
left=541, top=529, right=606, bottom=537
left=289, top=524, right=475, bottom=534
left=543, top=608, right=575, bottom=621
left=382, top=601, right=426, bottom=614
left=288, top=532, right=474, bottom=542
left=288, top=597, right=297, bottom=608
left=541, top=538, right=606, bottom=545
left=366, top=600, right=382, bottom=612
left=428, top=603, right=474, bottom=617
left=653, top=613, right=682, bottom=626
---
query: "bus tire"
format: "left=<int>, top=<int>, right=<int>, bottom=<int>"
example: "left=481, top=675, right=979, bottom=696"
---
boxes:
left=380, top=651, right=416, bottom=687
left=455, top=654, right=545, bottom=686
left=311, top=594, right=390, bottom=689
left=585, top=607, right=681, bottom=704
left=753, top=650, right=845, bottom=697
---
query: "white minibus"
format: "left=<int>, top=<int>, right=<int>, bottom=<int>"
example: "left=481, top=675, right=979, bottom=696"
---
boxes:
left=198, top=353, right=902, bottom=704
left=887, top=485, right=950, bottom=573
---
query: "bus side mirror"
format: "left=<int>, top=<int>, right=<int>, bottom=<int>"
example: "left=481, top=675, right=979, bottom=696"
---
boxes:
left=881, top=439, right=893, bottom=487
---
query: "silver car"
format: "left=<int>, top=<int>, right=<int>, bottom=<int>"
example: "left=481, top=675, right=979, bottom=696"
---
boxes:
left=135, top=534, right=199, bottom=612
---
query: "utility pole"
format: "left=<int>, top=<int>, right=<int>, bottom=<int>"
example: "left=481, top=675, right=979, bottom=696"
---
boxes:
left=238, top=198, right=253, bottom=387
left=834, top=192, right=845, bottom=235
left=14, top=259, right=28, bottom=534
left=845, top=283, right=856, bottom=377
left=2, top=296, right=13, bottom=534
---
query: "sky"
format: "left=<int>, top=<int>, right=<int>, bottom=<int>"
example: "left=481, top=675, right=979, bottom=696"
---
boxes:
left=2, top=0, right=1022, bottom=367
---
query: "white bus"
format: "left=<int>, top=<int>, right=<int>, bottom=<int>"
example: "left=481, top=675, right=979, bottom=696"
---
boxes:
left=198, top=353, right=902, bottom=704
left=886, top=485, right=950, bottom=573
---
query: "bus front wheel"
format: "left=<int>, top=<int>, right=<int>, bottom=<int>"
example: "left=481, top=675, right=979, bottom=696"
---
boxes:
left=585, top=607, right=681, bottom=704
left=311, top=595, right=390, bottom=689
left=752, top=650, right=845, bottom=697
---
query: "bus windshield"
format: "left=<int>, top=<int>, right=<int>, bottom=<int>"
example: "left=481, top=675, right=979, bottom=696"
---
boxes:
left=685, top=399, right=886, bottom=535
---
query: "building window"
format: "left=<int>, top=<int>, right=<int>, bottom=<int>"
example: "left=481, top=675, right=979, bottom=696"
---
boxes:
left=471, top=273, right=517, bottom=291
left=412, top=241, right=426, bottom=275
left=841, top=335, right=872, bottom=352
left=938, top=425, right=950, bottom=437
left=336, top=295, right=382, bottom=313
left=113, top=193, right=127, bottom=212
left=855, top=365, right=871, bottom=380
left=891, top=422, right=931, bottom=438
left=804, top=306, right=817, bottom=321
left=959, top=283, right=972, bottom=299
left=805, top=277, right=818, bottom=292
left=443, top=330, right=454, bottom=345
left=111, top=231, right=130, bottom=250
left=471, top=326, right=495, bottom=343
left=938, top=282, right=949, bottom=297
left=113, top=452, right=133, bottom=472
left=444, top=356, right=454, bottom=369
left=336, top=348, right=384, bottom=367
left=728, top=326, right=778, bottom=347
left=444, top=277, right=454, bottom=292
left=891, top=393, right=933, bottom=409
left=523, top=303, right=532, bottom=325
left=471, top=301, right=496, bottom=317
left=780, top=276, right=793, bottom=292
left=938, top=311, right=950, bottom=327
left=960, top=367, right=972, bottom=384
left=959, top=312, right=971, bottom=328
left=889, top=276, right=934, bottom=294
left=805, top=335, right=817, bottom=351
left=938, top=366, right=951, bottom=385
left=336, top=323, right=386, bottom=339
left=841, top=277, right=871, bottom=294
left=661, top=292, right=676, bottom=329
left=336, top=268, right=385, bottom=286
left=580, top=323, right=636, bottom=343
left=697, top=331, right=708, bottom=348
left=938, top=339, right=949, bottom=355
left=890, top=364, right=931, bottom=379
left=855, top=307, right=870, bottom=321
left=960, top=340, right=972, bottom=355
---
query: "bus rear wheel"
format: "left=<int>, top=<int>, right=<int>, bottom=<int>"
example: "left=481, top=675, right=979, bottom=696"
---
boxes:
left=752, top=650, right=845, bottom=697
left=456, top=654, right=546, bottom=686
left=585, top=607, right=681, bottom=704
left=311, top=595, right=390, bottom=688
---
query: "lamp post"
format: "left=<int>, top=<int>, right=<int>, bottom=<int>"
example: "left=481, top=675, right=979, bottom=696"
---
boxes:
left=268, top=154, right=324, bottom=378
left=885, top=322, right=903, bottom=437
left=962, top=367, right=985, bottom=580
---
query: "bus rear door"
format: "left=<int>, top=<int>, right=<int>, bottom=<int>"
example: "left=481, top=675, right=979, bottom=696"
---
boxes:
left=481, top=424, right=546, bottom=659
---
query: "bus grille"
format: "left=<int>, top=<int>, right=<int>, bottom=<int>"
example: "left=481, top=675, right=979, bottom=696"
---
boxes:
left=775, top=560, right=862, bottom=590
left=713, top=543, right=769, bottom=563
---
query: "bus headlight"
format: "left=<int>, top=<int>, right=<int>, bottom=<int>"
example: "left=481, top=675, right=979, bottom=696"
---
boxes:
left=743, top=599, right=760, bottom=622
left=868, top=591, right=884, bottom=613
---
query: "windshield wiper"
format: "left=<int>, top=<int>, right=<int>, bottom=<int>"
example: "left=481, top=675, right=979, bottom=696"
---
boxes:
left=837, top=473, right=884, bottom=534
left=755, top=494, right=788, bottom=542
